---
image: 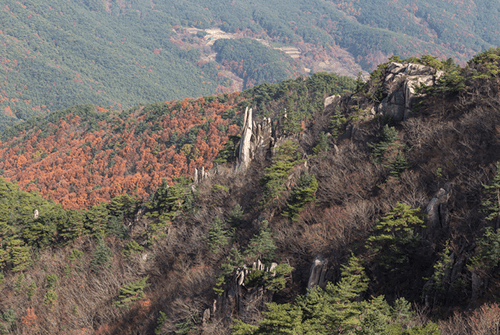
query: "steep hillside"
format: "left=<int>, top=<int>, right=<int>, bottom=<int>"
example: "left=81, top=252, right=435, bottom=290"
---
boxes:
left=1, top=50, right=500, bottom=334
left=2, top=0, right=500, bottom=131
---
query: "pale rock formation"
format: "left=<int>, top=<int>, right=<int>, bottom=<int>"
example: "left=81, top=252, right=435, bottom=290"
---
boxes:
left=239, top=107, right=254, bottom=169
left=193, top=168, right=199, bottom=184
left=237, top=107, right=274, bottom=169
left=324, top=95, right=341, bottom=109
left=257, top=259, right=263, bottom=271
left=193, top=166, right=210, bottom=184
left=267, top=263, right=278, bottom=275
left=376, top=62, right=443, bottom=121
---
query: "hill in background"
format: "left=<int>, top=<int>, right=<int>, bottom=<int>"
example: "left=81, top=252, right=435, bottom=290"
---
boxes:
left=2, top=0, right=500, bottom=130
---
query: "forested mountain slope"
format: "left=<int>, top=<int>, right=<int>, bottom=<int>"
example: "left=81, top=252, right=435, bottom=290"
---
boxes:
left=2, top=0, right=500, bottom=131
left=0, top=73, right=355, bottom=209
left=1, top=50, right=500, bottom=334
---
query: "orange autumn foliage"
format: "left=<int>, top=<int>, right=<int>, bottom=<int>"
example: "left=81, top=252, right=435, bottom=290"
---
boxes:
left=0, top=93, right=243, bottom=209
left=21, top=307, right=37, bottom=326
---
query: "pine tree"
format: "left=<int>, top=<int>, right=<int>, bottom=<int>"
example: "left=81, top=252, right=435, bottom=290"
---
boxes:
left=282, top=100, right=302, bottom=136
left=481, top=162, right=500, bottom=227
left=260, top=141, right=304, bottom=206
left=368, top=125, right=399, bottom=161
left=366, top=203, right=426, bottom=284
left=115, top=276, right=150, bottom=308
left=227, top=204, right=244, bottom=227
left=90, top=239, right=112, bottom=272
left=283, top=173, right=318, bottom=222
left=245, top=221, right=277, bottom=265
left=312, top=132, right=329, bottom=155
left=206, top=216, right=232, bottom=253
left=122, top=240, right=145, bottom=259
left=388, top=151, right=410, bottom=180
left=7, top=239, right=31, bottom=272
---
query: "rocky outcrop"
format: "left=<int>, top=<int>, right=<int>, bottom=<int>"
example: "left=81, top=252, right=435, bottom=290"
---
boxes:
left=237, top=107, right=274, bottom=169
left=425, top=184, right=451, bottom=232
left=376, top=62, right=443, bottom=121
left=210, top=261, right=279, bottom=324
left=193, top=166, right=209, bottom=184
left=324, top=95, right=341, bottom=110
left=307, top=255, right=329, bottom=289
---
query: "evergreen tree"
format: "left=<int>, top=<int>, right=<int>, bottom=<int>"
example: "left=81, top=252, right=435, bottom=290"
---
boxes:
left=227, top=204, right=245, bottom=227
left=312, top=132, right=329, bottom=155
left=388, top=151, right=410, bottom=180
left=7, top=239, right=31, bottom=272
left=122, top=240, right=145, bottom=260
left=245, top=221, right=277, bottom=265
left=475, top=226, right=500, bottom=268
left=282, top=173, right=318, bottom=222
left=282, top=99, right=302, bottom=135
left=481, top=162, right=500, bottom=227
left=260, top=140, right=304, bottom=206
left=368, top=125, right=399, bottom=161
left=206, top=216, right=232, bottom=253
left=84, top=202, right=109, bottom=238
left=115, top=276, right=150, bottom=308
left=90, top=239, right=112, bottom=272
left=366, top=203, right=426, bottom=294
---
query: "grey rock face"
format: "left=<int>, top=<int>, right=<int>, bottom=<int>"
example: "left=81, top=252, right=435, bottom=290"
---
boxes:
left=212, top=260, right=280, bottom=324
left=377, top=62, right=443, bottom=121
left=307, top=255, right=328, bottom=289
left=425, top=184, right=451, bottom=232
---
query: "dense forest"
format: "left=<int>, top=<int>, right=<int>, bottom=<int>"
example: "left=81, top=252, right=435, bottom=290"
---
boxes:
left=0, top=49, right=500, bottom=334
left=212, top=39, right=300, bottom=90
left=2, top=0, right=500, bottom=131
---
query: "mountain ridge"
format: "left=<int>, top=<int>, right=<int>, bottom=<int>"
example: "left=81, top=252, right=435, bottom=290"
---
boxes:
left=1, top=50, right=500, bottom=333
